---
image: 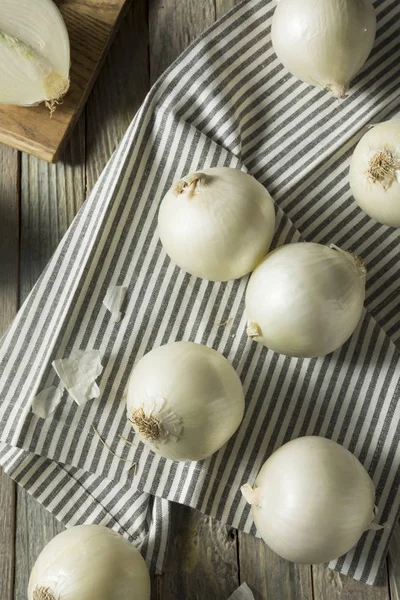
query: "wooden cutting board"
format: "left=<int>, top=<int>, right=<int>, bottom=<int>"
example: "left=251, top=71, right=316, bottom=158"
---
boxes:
left=0, top=0, right=132, bottom=162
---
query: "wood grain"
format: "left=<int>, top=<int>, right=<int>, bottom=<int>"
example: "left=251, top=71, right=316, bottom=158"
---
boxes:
left=14, top=491, right=64, bottom=600
left=149, top=0, right=215, bottom=85
left=0, top=143, right=19, bottom=600
left=160, top=504, right=239, bottom=600
left=0, top=469, right=15, bottom=600
left=389, top=527, right=400, bottom=600
left=0, top=0, right=131, bottom=162
left=215, top=0, right=240, bottom=18
left=312, top=565, right=390, bottom=600
left=0, top=148, right=19, bottom=314
left=238, top=534, right=312, bottom=600
left=86, top=0, right=150, bottom=183
left=19, top=122, right=86, bottom=299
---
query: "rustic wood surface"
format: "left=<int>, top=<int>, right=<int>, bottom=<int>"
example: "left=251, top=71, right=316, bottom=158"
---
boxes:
left=0, top=0, right=131, bottom=162
left=0, top=1, right=398, bottom=599
left=0, top=143, right=18, bottom=600
left=389, top=526, right=400, bottom=600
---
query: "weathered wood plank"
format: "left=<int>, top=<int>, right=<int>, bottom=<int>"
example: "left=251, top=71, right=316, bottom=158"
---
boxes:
left=160, top=504, right=239, bottom=600
left=0, top=146, right=19, bottom=325
left=86, top=0, right=150, bottom=184
left=215, top=0, right=239, bottom=18
left=0, top=143, right=19, bottom=600
left=0, top=469, right=15, bottom=600
left=312, top=563, right=390, bottom=600
left=149, top=0, right=215, bottom=85
left=389, top=527, right=400, bottom=600
left=238, top=533, right=313, bottom=600
left=18, top=123, right=86, bottom=300
left=14, top=490, right=65, bottom=600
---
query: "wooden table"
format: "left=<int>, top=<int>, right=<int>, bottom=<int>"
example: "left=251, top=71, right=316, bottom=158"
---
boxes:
left=0, top=2, right=399, bottom=599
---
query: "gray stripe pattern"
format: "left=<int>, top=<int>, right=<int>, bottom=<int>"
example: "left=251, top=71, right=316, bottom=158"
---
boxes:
left=1, top=0, right=400, bottom=584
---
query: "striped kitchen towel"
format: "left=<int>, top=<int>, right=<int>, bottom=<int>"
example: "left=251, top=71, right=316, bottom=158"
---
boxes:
left=1, top=0, right=400, bottom=585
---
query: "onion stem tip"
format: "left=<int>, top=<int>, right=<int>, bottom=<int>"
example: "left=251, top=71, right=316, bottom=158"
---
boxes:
left=173, top=172, right=210, bottom=198
left=241, top=483, right=260, bottom=506
left=247, top=321, right=262, bottom=339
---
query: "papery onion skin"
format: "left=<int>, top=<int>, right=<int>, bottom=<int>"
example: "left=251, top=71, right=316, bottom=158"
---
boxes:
left=271, top=0, right=376, bottom=98
left=243, top=437, right=376, bottom=565
left=158, top=167, right=275, bottom=282
left=127, top=341, right=245, bottom=461
left=350, top=120, right=400, bottom=227
left=28, top=525, right=151, bottom=600
left=245, top=242, right=366, bottom=358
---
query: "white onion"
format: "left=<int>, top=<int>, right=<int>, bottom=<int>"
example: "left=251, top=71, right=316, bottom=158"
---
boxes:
left=126, top=341, right=245, bottom=461
left=271, top=0, right=376, bottom=98
left=350, top=120, right=400, bottom=227
left=158, top=167, right=275, bottom=282
left=245, top=242, right=366, bottom=358
left=241, top=437, right=377, bottom=565
left=0, top=0, right=70, bottom=110
left=28, top=525, right=151, bottom=600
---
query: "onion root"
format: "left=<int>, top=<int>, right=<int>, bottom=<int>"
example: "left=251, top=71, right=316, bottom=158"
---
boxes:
left=33, top=586, right=56, bottom=600
left=44, top=71, right=70, bottom=116
left=131, top=407, right=162, bottom=441
left=367, top=150, right=399, bottom=188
